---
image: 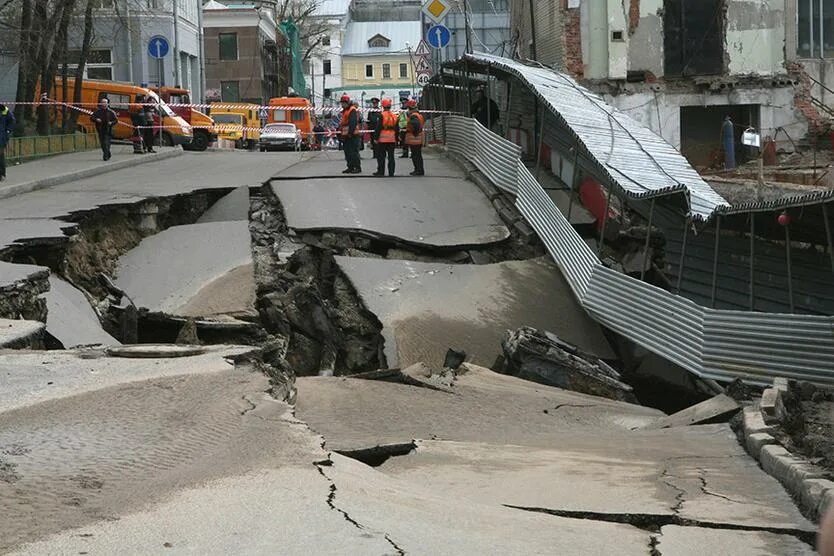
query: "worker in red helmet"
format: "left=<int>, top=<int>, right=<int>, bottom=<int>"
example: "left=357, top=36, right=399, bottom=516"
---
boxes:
left=339, top=94, right=361, bottom=174
left=405, top=99, right=424, bottom=176
left=373, top=98, right=398, bottom=177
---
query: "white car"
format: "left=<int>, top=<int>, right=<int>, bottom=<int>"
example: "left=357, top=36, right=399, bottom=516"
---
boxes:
left=259, top=123, right=302, bottom=152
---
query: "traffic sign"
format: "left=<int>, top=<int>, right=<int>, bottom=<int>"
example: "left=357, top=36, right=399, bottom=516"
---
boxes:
left=415, top=56, right=431, bottom=73
left=148, top=35, right=169, bottom=59
left=421, top=0, right=451, bottom=24
left=427, top=24, right=451, bottom=49
left=414, top=39, right=431, bottom=57
left=416, top=74, right=431, bottom=87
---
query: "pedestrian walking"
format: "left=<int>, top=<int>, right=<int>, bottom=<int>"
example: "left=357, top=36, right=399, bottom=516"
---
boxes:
left=91, top=98, right=118, bottom=161
left=367, top=97, right=381, bottom=159
left=141, top=104, right=157, bottom=153
left=398, top=100, right=410, bottom=158
left=405, top=99, right=425, bottom=176
left=312, top=121, right=325, bottom=150
left=373, top=98, right=398, bottom=177
left=0, top=103, right=15, bottom=182
left=130, top=109, right=145, bottom=154
left=339, top=95, right=361, bottom=174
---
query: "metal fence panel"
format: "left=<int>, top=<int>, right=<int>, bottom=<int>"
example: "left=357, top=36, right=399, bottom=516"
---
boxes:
left=703, top=311, right=834, bottom=384
left=584, top=265, right=705, bottom=374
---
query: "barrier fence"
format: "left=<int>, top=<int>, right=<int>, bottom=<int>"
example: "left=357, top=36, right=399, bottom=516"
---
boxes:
left=443, top=115, right=834, bottom=385
left=3, top=133, right=100, bottom=163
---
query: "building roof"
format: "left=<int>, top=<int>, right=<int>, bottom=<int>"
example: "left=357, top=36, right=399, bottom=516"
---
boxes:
left=464, top=52, right=730, bottom=221
left=314, top=0, right=352, bottom=17
left=341, top=21, right=421, bottom=56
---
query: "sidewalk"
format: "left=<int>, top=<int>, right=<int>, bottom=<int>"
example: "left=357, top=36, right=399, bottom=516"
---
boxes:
left=0, top=145, right=182, bottom=200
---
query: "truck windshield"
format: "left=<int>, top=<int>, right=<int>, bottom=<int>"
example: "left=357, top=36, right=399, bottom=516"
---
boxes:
left=213, top=114, right=243, bottom=124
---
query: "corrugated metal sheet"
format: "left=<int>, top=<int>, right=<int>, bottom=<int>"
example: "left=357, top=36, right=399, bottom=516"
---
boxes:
left=442, top=113, right=834, bottom=386
left=702, top=311, right=834, bottom=384
left=465, top=52, right=730, bottom=221
left=341, top=21, right=421, bottom=56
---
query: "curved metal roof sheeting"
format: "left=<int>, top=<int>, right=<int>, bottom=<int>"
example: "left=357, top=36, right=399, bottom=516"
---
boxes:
left=465, top=52, right=730, bottom=221
left=717, top=187, right=834, bottom=215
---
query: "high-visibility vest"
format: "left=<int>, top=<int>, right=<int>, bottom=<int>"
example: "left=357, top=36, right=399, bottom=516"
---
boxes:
left=379, top=111, right=398, bottom=143
left=340, top=105, right=359, bottom=137
left=405, top=111, right=424, bottom=146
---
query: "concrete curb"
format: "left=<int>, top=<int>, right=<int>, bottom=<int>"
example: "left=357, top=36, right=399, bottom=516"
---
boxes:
left=739, top=398, right=834, bottom=522
left=0, top=148, right=183, bottom=200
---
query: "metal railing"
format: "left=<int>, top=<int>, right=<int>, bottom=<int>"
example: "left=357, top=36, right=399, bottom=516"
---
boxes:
left=4, top=133, right=100, bottom=163
left=444, top=115, right=834, bottom=385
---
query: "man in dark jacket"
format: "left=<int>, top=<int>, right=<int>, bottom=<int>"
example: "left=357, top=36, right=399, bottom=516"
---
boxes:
left=141, top=104, right=157, bottom=153
left=91, top=98, right=118, bottom=161
left=471, top=89, right=500, bottom=130
left=0, top=103, right=15, bottom=181
left=366, top=97, right=381, bottom=159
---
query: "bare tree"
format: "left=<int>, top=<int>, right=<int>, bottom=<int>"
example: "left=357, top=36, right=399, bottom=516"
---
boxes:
left=275, top=0, right=331, bottom=61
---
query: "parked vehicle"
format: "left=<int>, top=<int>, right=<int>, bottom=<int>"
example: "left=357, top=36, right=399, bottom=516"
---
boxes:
left=267, top=96, right=315, bottom=148
left=157, top=87, right=215, bottom=151
left=259, top=123, right=302, bottom=152
left=209, top=102, right=260, bottom=149
left=42, top=78, right=193, bottom=146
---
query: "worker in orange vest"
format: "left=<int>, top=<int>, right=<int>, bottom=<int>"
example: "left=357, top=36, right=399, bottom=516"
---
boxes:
left=405, top=99, right=424, bottom=176
left=373, top=98, right=398, bottom=177
left=339, top=94, right=361, bottom=174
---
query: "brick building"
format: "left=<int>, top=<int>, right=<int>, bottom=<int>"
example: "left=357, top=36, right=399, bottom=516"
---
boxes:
left=510, top=1, right=826, bottom=169
left=202, top=1, right=286, bottom=104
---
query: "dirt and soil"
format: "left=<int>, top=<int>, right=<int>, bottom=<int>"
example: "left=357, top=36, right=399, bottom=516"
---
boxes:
left=774, top=381, right=834, bottom=476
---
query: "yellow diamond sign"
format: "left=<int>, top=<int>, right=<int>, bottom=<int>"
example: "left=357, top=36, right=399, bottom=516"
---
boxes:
left=422, top=0, right=450, bottom=23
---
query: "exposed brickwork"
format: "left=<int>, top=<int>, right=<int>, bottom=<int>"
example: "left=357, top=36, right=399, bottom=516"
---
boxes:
left=629, top=0, right=640, bottom=35
left=787, top=61, right=830, bottom=135
left=564, top=2, right=583, bottom=78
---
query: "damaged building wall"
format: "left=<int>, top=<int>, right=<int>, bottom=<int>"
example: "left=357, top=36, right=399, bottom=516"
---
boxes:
left=725, top=0, right=786, bottom=75
left=628, top=0, right=664, bottom=78
left=509, top=0, right=566, bottom=69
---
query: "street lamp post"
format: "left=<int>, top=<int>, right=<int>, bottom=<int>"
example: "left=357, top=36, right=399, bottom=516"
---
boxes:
left=405, top=42, right=416, bottom=97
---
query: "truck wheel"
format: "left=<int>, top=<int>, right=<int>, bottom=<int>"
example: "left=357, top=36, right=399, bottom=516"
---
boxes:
left=161, top=133, right=174, bottom=147
left=189, top=130, right=209, bottom=151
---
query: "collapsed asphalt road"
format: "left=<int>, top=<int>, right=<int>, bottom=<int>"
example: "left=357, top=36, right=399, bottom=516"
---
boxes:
left=0, top=148, right=821, bottom=554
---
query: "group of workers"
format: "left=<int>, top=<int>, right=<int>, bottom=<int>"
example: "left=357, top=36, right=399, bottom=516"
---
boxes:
left=338, top=94, right=424, bottom=177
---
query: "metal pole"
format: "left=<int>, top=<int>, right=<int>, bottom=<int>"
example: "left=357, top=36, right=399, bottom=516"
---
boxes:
left=485, top=64, right=491, bottom=130
left=811, top=0, right=816, bottom=58
left=820, top=0, right=825, bottom=60
left=640, top=199, right=656, bottom=281
left=567, top=147, right=579, bottom=221
left=535, top=102, right=546, bottom=178
left=464, top=0, right=473, bottom=54
left=823, top=204, right=834, bottom=279
left=785, top=221, right=795, bottom=312
left=597, top=182, right=615, bottom=256
left=173, top=0, right=180, bottom=87
left=528, top=0, right=537, bottom=59
left=710, top=216, right=721, bottom=308
left=749, top=213, right=756, bottom=310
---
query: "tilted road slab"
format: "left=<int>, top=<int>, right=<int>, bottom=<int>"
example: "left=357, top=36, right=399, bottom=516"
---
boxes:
left=272, top=175, right=509, bottom=248
left=335, top=256, right=615, bottom=367
left=114, top=221, right=254, bottom=317
left=44, top=276, right=120, bottom=348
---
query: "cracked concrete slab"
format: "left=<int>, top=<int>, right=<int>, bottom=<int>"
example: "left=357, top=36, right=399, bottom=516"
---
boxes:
left=0, top=319, right=44, bottom=347
left=335, top=256, right=614, bottom=367
left=0, top=345, right=254, bottom=414
left=114, top=221, right=254, bottom=317
left=272, top=174, right=509, bottom=248
left=321, top=453, right=651, bottom=555
left=43, top=276, right=120, bottom=348
left=197, top=186, right=251, bottom=223
left=653, top=525, right=814, bottom=555
left=0, top=219, right=75, bottom=252
left=297, top=367, right=814, bottom=537
left=0, top=261, right=49, bottom=288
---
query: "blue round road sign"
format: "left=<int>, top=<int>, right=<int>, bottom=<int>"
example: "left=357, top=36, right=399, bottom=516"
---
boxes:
left=148, top=35, right=170, bottom=59
left=427, top=24, right=451, bottom=49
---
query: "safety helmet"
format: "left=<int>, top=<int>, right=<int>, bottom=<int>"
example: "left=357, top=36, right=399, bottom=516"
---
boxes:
left=340, top=94, right=351, bottom=103
left=406, top=99, right=417, bottom=109
left=381, top=98, right=392, bottom=108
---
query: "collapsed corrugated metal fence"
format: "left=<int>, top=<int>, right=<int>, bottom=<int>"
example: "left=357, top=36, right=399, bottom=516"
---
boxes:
left=444, top=115, right=834, bottom=385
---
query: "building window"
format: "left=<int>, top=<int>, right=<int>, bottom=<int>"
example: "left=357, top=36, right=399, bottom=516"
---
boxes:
left=221, top=81, right=240, bottom=102
left=321, top=35, right=331, bottom=46
left=365, top=64, right=374, bottom=78
left=382, top=63, right=391, bottom=79
left=63, top=49, right=113, bottom=80
left=323, top=59, right=332, bottom=75
left=798, top=0, right=834, bottom=58
left=368, top=34, right=391, bottom=48
left=219, top=33, right=238, bottom=61
left=663, top=0, right=724, bottom=76
left=399, top=63, right=408, bottom=78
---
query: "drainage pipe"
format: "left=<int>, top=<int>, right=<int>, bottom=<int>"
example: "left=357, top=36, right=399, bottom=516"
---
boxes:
left=710, top=216, right=721, bottom=308
left=640, top=199, right=655, bottom=281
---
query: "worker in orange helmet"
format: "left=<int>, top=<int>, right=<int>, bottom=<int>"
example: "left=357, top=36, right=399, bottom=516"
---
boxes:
left=373, top=98, right=399, bottom=177
left=404, top=99, right=424, bottom=176
left=339, top=94, right=361, bottom=174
